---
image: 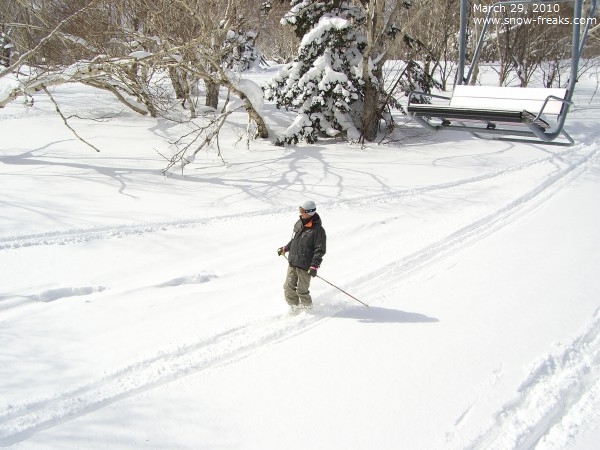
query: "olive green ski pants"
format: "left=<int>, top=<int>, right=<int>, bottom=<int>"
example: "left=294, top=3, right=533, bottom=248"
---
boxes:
left=284, top=265, right=312, bottom=307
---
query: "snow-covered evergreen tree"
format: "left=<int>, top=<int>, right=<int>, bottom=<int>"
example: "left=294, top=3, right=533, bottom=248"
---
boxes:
left=265, top=0, right=441, bottom=145
left=222, top=28, right=260, bottom=72
left=1, top=32, right=12, bottom=67
left=264, top=0, right=366, bottom=145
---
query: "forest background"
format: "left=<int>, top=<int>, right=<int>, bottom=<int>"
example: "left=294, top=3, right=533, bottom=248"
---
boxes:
left=1, top=0, right=599, bottom=160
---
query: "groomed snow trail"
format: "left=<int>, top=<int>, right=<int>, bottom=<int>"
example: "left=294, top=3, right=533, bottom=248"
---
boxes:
left=1, top=142, right=598, bottom=447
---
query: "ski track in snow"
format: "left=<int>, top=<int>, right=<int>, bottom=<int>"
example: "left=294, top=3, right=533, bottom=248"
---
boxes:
left=464, top=308, right=600, bottom=450
left=1, top=142, right=599, bottom=446
left=347, top=142, right=600, bottom=292
left=0, top=310, right=330, bottom=447
left=0, top=143, right=595, bottom=251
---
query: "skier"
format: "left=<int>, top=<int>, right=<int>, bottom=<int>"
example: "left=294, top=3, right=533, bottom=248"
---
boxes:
left=277, top=200, right=326, bottom=312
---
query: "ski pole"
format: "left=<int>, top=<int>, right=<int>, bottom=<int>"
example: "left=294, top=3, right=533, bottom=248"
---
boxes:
left=283, top=254, right=369, bottom=307
left=314, top=274, right=369, bottom=307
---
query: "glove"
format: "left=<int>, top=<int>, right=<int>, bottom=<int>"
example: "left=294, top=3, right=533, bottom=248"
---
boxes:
left=308, top=266, right=318, bottom=277
left=277, top=246, right=286, bottom=256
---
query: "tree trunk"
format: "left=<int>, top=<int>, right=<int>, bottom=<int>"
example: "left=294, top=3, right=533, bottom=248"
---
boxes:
left=469, top=62, right=480, bottom=86
left=205, top=79, right=220, bottom=108
left=361, top=78, right=381, bottom=142
left=360, top=0, right=385, bottom=142
left=246, top=103, right=269, bottom=138
left=169, top=67, right=187, bottom=99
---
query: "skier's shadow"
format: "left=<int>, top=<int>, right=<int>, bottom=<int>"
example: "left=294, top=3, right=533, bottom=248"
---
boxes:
left=333, top=306, right=438, bottom=324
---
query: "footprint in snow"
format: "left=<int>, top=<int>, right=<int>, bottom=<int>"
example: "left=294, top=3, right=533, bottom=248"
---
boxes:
left=29, top=286, right=106, bottom=302
left=158, top=273, right=218, bottom=288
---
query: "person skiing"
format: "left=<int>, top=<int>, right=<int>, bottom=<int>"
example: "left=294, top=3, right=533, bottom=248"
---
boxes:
left=277, top=200, right=326, bottom=311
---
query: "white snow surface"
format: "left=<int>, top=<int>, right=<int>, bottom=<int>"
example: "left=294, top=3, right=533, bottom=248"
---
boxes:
left=1, top=65, right=600, bottom=450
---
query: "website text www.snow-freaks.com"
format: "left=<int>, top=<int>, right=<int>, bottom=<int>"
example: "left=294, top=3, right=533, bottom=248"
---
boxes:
left=472, top=3, right=598, bottom=26
left=473, top=15, right=598, bottom=26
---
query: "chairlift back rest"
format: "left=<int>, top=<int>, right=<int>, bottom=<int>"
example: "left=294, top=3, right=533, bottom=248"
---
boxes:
left=449, top=85, right=568, bottom=115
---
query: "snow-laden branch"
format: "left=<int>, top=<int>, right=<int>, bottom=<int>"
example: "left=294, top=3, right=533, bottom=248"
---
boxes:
left=0, top=57, right=147, bottom=109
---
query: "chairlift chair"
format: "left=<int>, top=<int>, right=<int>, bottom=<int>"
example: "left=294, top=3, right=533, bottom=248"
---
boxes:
left=407, top=0, right=597, bottom=146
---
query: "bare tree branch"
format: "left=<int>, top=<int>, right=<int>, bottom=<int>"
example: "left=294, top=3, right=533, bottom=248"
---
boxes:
left=161, top=110, right=233, bottom=174
left=0, top=0, right=102, bottom=80
left=42, top=86, right=101, bottom=153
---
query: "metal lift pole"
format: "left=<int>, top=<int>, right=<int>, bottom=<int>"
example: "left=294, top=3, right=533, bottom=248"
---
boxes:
left=457, top=0, right=468, bottom=86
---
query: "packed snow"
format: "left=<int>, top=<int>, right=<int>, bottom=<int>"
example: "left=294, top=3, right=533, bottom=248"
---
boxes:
left=1, top=65, right=599, bottom=449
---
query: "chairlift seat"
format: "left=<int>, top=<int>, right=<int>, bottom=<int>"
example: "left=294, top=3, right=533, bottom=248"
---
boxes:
left=406, top=0, right=596, bottom=147
left=408, top=105, right=548, bottom=128
left=407, top=85, right=572, bottom=145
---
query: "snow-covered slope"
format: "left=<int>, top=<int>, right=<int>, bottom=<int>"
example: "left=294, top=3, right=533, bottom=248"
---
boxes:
left=1, top=68, right=599, bottom=449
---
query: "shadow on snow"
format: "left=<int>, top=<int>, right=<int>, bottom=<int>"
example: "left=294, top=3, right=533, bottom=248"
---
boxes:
left=333, top=305, right=439, bottom=324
